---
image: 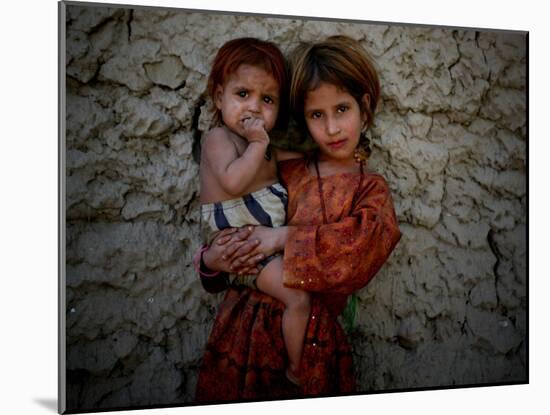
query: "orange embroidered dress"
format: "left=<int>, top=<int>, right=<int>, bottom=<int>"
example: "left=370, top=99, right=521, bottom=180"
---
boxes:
left=195, top=158, right=401, bottom=402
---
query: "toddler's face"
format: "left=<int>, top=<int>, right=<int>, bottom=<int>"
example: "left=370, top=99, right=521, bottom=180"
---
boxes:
left=304, top=82, right=368, bottom=163
left=215, top=64, right=280, bottom=137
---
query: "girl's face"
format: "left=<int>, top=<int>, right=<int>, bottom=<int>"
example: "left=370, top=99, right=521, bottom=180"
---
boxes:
left=304, top=82, right=368, bottom=164
left=215, top=64, right=280, bottom=136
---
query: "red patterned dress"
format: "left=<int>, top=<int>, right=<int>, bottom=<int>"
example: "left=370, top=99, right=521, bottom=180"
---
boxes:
left=195, top=158, right=401, bottom=402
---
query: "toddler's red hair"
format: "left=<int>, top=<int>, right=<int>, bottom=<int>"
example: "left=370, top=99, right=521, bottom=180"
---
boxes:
left=207, top=37, right=289, bottom=128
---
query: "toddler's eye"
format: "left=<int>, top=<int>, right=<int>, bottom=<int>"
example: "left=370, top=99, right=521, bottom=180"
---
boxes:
left=263, top=96, right=274, bottom=104
left=237, top=90, right=248, bottom=98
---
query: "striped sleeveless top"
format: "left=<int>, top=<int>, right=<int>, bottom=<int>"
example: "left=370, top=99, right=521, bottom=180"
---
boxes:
left=200, top=182, right=288, bottom=244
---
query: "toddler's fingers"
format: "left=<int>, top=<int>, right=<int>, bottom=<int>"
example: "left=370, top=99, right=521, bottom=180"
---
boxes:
left=242, top=117, right=258, bottom=129
left=254, top=120, right=267, bottom=133
left=245, top=117, right=264, bottom=129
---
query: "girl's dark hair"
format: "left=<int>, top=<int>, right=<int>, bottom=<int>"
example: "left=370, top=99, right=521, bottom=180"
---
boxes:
left=207, top=37, right=289, bottom=129
left=289, top=35, right=380, bottom=131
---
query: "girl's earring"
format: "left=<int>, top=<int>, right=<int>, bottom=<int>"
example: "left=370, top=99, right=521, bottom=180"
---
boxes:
left=354, top=124, right=371, bottom=165
left=353, top=142, right=369, bottom=165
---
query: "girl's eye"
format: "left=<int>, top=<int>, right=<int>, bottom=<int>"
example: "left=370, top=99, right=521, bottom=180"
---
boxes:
left=310, top=111, right=322, bottom=119
left=237, top=91, right=248, bottom=98
left=337, top=105, right=348, bottom=113
left=263, top=96, right=274, bottom=104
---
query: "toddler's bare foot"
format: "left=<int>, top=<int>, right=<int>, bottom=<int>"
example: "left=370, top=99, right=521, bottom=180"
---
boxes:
left=285, top=367, right=301, bottom=387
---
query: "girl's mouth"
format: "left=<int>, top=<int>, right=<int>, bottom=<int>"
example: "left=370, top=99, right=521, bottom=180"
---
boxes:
left=328, top=139, right=347, bottom=149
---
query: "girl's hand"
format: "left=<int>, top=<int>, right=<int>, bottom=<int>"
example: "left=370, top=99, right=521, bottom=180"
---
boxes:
left=241, top=117, right=269, bottom=145
left=212, top=227, right=239, bottom=246
left=202, top=227, right=259, bottom=273
left=225, top=226, right=290, bottom=273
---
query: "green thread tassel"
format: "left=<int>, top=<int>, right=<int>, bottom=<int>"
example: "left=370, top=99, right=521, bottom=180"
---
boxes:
left=341, top=293, right=357, bottom=334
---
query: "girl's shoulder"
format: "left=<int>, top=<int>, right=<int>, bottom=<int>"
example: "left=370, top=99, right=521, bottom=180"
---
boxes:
left=357, top=170, right=395, bottom=200
left=278, top=156, right=307, bottom=173
left=273, top=147, right=303, bottom=163
left=278, top=157, right=308, bottom=186
left=363, top=170, right=389, bottom=183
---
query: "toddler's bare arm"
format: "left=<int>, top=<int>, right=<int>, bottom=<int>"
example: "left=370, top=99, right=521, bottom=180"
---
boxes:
left=202, top=127, right=268, bottom=196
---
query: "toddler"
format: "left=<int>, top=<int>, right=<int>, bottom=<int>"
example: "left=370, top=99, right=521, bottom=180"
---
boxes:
left=198, top=38, right=310, bottom=385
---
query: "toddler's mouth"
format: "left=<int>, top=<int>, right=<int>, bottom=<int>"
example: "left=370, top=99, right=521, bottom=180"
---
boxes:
left=240, top=114, right=263, bottom=123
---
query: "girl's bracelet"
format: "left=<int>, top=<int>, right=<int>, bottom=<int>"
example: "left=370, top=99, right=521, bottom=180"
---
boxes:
left=193, top=245, right=221, bottom=277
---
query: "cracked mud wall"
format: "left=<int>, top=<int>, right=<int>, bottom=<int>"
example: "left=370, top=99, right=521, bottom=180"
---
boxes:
left=63, top=3, right=527, bottom=411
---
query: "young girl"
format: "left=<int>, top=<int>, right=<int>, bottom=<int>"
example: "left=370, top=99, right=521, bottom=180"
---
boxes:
left=198, top=37, right=310, bottom=384
left=196, top=35, right=401, bottom=400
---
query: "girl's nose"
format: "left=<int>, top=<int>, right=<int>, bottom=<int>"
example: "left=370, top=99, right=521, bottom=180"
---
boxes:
left=326, top=118, right=341, bottom=135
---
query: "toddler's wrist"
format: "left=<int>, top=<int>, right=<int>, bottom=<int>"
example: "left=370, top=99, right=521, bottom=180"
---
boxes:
left=248, top=139, right=269, bottom=149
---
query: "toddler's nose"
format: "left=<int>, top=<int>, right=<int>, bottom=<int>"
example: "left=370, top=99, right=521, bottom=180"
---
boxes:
left=247, top=98, right=261, bottom=113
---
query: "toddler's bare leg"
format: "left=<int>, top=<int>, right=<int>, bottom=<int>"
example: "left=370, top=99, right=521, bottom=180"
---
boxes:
left=256, top=257, right=311, bottom=378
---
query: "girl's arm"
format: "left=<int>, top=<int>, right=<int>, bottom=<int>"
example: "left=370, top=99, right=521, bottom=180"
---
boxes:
left=203, top=126, right=269, bottom=196
left=282, top=176, right=401, bottom=295
left=224, top=225, right=293, bottom=273
left=202, top=227, right=263, bottom=274
left=229, top=176, right=401, bottom=294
